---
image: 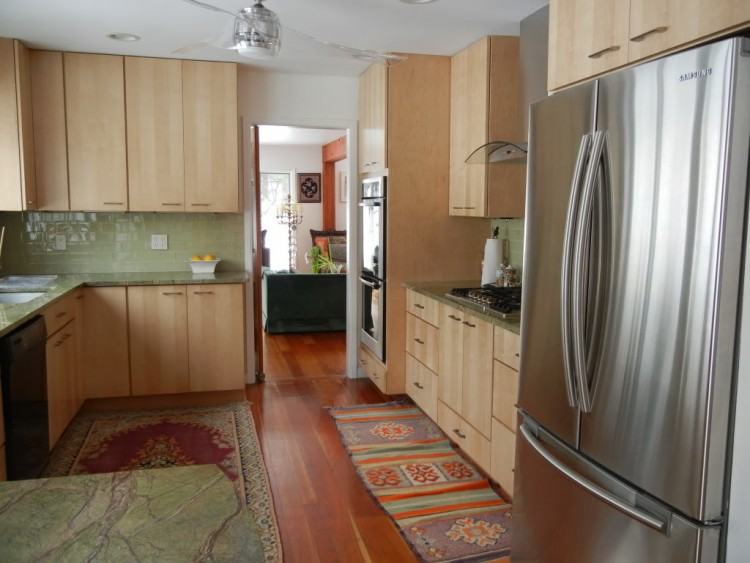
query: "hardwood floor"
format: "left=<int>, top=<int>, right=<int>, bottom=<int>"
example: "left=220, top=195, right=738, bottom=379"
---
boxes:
left=251, top=331, right=418, bottom=562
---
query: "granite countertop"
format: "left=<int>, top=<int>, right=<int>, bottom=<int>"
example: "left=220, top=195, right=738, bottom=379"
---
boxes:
left=0, top=465, right=264, bottom=562
left=403, top=280, right=521, bottom=335
left=0, top=271, right=249, bottom=338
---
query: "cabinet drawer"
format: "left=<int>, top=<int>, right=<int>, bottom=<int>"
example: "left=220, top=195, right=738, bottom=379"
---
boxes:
left=438, top=401, right=491, bottom=473
left=493, top=360, right=519, bottom=432
left=491, top=417, right=516, bottom=497
left=406, top=289, right=440, bottom=327
left=359, top=345, right=386, bottom=393
left=406, top=313, right=439, bottom=372
left=406, top=353, right=438, bottom=421
left=494, top=326, right=520, bottom=370
left=42, top=293, right=77, bottom=337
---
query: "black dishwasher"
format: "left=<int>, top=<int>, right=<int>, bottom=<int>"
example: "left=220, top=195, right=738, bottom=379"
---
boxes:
left=1, top=316, right=48, bottom=480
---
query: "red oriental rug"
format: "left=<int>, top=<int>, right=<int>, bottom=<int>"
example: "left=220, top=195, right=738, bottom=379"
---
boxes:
left=44, top=402, right=281, bottom=563
left=329, top=402, right=512, bottom=563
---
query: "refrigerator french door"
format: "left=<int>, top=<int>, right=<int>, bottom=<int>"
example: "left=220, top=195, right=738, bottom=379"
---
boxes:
left=515, top=37, right=750, bottom=562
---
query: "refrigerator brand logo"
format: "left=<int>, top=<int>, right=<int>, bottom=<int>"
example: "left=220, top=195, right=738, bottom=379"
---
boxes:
left=679, top=68, right=712, bottom=82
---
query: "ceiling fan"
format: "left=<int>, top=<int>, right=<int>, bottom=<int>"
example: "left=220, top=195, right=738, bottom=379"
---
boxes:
left=175, top=0, right=405, bottom=63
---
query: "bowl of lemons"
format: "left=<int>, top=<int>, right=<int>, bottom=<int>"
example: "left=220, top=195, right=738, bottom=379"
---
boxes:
left=189, top=254, right=221, bottom=274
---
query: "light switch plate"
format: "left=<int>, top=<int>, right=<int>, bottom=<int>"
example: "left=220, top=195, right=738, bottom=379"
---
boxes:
left=54, top=234, right=66, bottom=251
left=151, top=234, right=168, bottom=250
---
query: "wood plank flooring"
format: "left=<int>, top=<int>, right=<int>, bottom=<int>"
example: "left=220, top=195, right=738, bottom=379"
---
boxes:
left=252, top=331, right=417, bottom=562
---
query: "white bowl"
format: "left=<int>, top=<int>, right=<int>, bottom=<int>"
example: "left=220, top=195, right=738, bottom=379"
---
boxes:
left=189, top=259, right=221, bottom=274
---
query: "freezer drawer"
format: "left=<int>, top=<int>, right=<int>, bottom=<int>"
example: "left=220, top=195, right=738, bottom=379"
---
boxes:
left=513, top=418, right=721, bottom=563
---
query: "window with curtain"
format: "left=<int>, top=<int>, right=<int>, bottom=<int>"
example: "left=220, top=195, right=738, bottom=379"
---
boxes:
left=260, top=172, right=292, bottom=271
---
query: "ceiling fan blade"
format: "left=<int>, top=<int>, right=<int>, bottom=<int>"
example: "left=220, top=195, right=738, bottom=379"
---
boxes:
left=180, top=0, right=239, bottom=19
left=172, top=17, right=237, bottom=55
left=284, top=26, right=406, bottom=63
left=171, top=41, right=212, bottom=54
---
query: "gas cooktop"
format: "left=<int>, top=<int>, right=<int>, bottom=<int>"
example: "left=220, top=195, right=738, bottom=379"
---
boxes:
left=445, top=285, right=522, bottom=318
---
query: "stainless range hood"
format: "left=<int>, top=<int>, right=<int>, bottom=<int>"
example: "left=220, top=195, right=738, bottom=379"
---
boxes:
left=465, top=6, right=548, bottom=167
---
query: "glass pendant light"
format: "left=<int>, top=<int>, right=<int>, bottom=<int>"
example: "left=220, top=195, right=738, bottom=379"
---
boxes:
left=235, top=1, right=282, bottom=58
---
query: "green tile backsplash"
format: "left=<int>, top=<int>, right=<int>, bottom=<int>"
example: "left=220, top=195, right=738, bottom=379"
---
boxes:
left=490, top=218, right=524, bottom=276
left=0, top=212, right=245, bottom=274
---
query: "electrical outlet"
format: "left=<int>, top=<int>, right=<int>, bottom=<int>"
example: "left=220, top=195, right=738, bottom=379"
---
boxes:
left=54, top=234, right=66, bottom=251
left=151, top=234, right=168, bottom=250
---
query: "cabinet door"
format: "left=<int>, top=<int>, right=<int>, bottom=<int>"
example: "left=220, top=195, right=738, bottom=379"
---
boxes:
left=628, top=0, right=750, bottom=61
left=0, top=39, right=35, bottom=211
left=493, top=360, right=519, bottom=431
left=438, top=304, right=464, bottom=413
left=182, top=61, right=239, bottom=212
left=30, top=50, right=69, bottom=210
left=187, top=284, right=245, bottom=391
left=449, top=38, right=489, bottom=217
left=126, top=57, right=185, bottom=212
left=65, top=53, right=128, bottom=211
left=548, top=0, right=630, bottom=90
left=461, top=312, right=494, bottom=438
left=358, top=62, right=387, bottom=174
left=129, top=286, right=190, bottom=396
left=491, top=417, right=516, bottom=497
left=82, top=287, right=130, bottom=398
left=47, top=321, right=76, bottom=449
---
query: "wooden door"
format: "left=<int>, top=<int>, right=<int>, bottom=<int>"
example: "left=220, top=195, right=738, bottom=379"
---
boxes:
left=461, top=312, right=494, bottom=438
left=129, top=286, right=190, bottom=396
left=449, top=38, right=489, bottom=217
left=64, top=53, right=128, bottom=211
left=438, top=304, right=464, bottom=413
left=30, top=50, right=69, bottom=210
left=182, top=60, right=239, bottom=212
left=125, top=57, right=185, bottom=212
left=628, top=0, right=750, bottom=61
left=187, top=284, right=245, bottom=391
left=358, top=62, right=387, bottom=174
left=47, top=321, right=76, bottom=449
left=548, top=0, right=630, bottom=91
left=81, top=287, right=130, bottom=398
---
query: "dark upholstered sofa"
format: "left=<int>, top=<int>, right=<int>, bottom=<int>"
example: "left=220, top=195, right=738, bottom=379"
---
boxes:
left=262, top=270, right=346, bottom=333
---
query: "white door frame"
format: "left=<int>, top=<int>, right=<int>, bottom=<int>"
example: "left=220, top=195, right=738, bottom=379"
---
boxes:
left=243, top=118, right=360, bottom=380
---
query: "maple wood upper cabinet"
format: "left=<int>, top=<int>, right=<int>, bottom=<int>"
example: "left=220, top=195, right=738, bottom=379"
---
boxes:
left=548, top=0, right=750, bottom=90
left=358, top=62, right=387, bottom=174
left=449, top=37, right=525, bottom=218
left=0, top=39, right=36, bottom=211
left=29, top=50, right=69, bottom=210
left=182, top=60, right=239, bottom=213
left=64, top=53, right=128, bottom=211
left=126, top=57, right=185, bottom=212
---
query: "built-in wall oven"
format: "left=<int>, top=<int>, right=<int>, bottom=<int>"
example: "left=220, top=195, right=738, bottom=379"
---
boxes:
left=360, top=176, right=386, bottom=361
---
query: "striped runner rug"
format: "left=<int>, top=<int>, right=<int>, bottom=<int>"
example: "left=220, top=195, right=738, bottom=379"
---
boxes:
left=329, top=403, right=511, bottom=563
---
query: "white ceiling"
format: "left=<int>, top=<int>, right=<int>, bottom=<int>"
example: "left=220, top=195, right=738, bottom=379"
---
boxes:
left=259, top=125, right=345, bottom=145
left=0, top=0, right=547, bottom=76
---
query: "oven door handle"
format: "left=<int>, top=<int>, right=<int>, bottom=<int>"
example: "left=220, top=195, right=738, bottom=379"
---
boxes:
left=359, top=201, right=382, bottom=207
left=359, top=276, right=381, bottom=289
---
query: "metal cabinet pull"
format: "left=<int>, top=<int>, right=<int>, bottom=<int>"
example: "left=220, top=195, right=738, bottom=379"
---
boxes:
left=520, top=424, right=667, bottom=532
left=102, top=201, right=124, bottom=205
left=55, top=312, right=67, bottom=319
left=75, top=295, right=84, bottom=300
left=462, top=321, right=476, bottom=328
left=161, top=202, right=182, bottom=207
left=61, top=333, right=71, bottom=341
left=413, top=382, right=424, bottom=390
left=448, top=314, right=462, bottom=322
left=453, top=429, right=466, bottom=439
left=193, top=290, right=215, bottom=295
left=162, top=291, right=184, bottom=296
left=190, top=203, right=212, bottom=207
left=54, top=340, right=64, bottom=348
left=630, top=26, right=668, bottom=42
left=413, top=338, right=425, bottom=345
left=588, top=45, right=621, bottom=59
left=414, top=304, right=425, bottom=310
left=515, top=353, right=520, bottom=358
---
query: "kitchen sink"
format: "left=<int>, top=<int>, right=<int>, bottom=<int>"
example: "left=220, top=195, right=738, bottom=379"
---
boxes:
left=0, top=292, right=46, bottom=305
left=0, top=275, right=57, bottom=290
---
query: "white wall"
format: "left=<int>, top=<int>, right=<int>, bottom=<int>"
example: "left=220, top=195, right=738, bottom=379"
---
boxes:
left=238, top=66, right=361, bottom=380
left=335, top=158, right=349, bottom=232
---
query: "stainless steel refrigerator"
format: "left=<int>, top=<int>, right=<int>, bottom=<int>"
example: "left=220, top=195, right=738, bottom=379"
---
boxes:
left=515, top=37, right=750, bottom=562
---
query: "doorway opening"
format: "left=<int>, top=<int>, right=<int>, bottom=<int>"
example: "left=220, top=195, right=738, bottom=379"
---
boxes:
left=255, top=125, right=349, bottom=380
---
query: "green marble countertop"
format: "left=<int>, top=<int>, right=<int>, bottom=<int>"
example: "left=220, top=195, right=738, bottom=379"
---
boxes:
left=0, top=465, right=264, bottom=562
left=403, top=280, right=521, bottom=335
left=0, top=271, right=249, bottom=338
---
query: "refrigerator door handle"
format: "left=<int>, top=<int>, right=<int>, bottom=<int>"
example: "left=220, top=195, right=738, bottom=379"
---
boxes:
left=560, top=133, right=592, bottom=408
left=520, top=423, right=668, bottom=532
left=572, top=130, right=607, bottom=413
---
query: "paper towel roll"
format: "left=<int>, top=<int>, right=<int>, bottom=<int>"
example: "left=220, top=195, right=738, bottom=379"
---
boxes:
left=481, top=238, right=503, bottom=286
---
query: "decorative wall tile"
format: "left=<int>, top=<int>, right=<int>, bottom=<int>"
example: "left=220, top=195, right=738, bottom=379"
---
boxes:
left=0, top=212, right=245, bottom=274
left=490, top=218, right=524, bottom=277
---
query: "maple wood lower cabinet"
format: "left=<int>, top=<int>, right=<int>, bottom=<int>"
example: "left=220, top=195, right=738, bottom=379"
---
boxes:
left=46, top=319, right=78, bottom=448
left=187, top=284, right=245, bottom=391
left=81, top=287, right=131, bottom=399
left=128, top=286, right=190, bottom=396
